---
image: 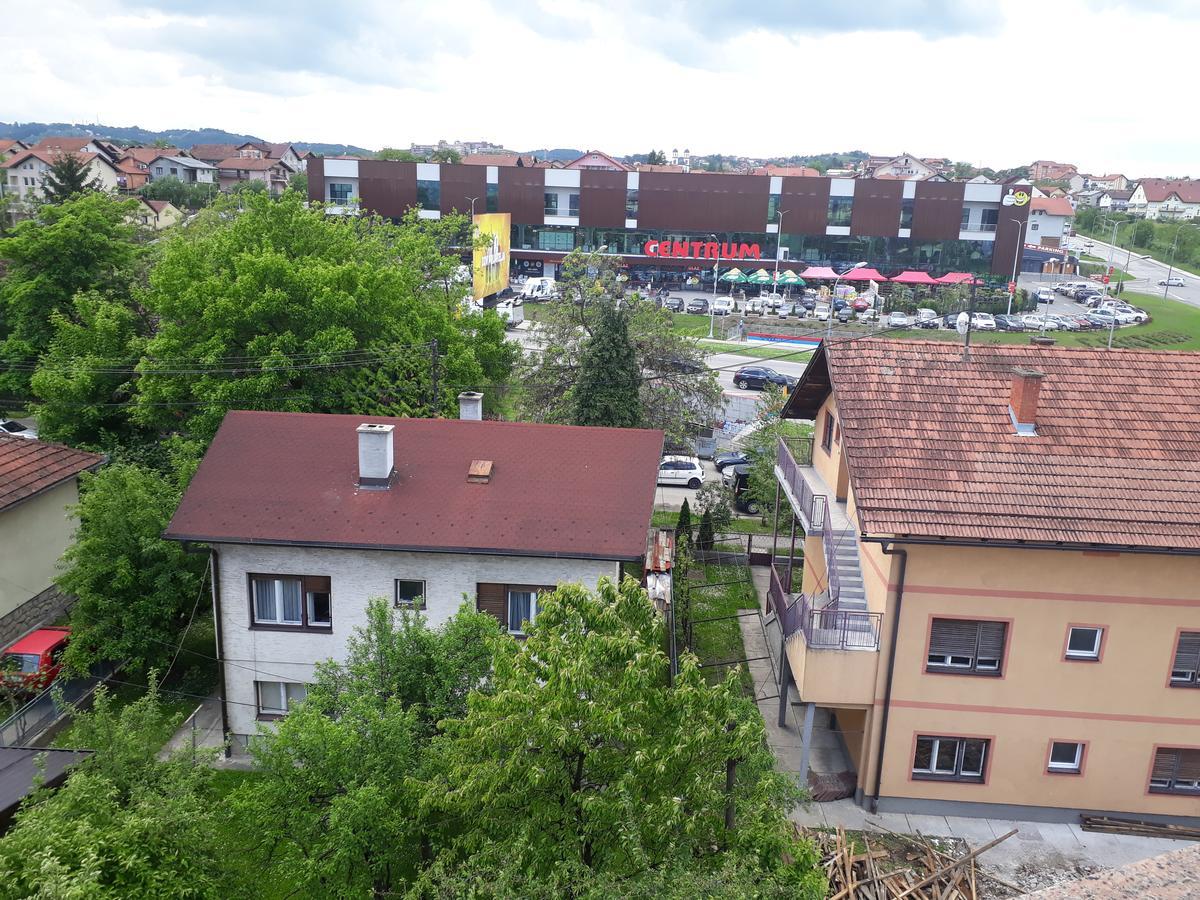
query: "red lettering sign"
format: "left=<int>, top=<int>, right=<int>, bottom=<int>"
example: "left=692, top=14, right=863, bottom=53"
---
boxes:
left=640, top=240, right=764, bottom=260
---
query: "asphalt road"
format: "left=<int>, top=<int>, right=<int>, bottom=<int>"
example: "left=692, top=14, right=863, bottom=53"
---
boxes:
left=1062, top=236, right=1199, bottom=307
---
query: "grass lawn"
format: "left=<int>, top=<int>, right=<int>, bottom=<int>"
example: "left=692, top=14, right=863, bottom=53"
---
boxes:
left=683, top=563, right=761, bottom=692
left=652, top=509, right=773, bottom=534
left=701, top=339, right=815, bottom=362
left=1079, top=254, right=1133, bottom=282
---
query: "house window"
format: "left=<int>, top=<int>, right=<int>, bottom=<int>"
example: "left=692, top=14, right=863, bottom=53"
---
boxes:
left=417, top=179, right=440, bottom=210
left=170, top=167, right=178, bottom=176
left=926, top=618, right=1007, bottom=675
left=827, top=196, right=852, bottom=227
left=980, top=208, right=999, bottom=230
left=485, top=182, right=499, bottom=213
left=1065, top=626, right=1103, bottom=661
left=394, top=579, right=426, bottom=610
left=507, top=588, right=542, bottom=635
left=568, top=192, right=580, bottom=217
left=821, top=412, right=836, bottom=452
left=155, top=166, right=163, bottom=175
left=543, top=192, right=559, bottom=215
left=899, top=198, right=914, bottom=229
left=625, top=189, right=639, bottom=218
left=1149, top=747, right=1200, bottom=794
left=1030, top=222, right=1039, bottom=231
left=1047, top=741, right=1084, bottom=774
left=256, top=680, right=308, bottom=717
left=328, top=183, right=353, bottom=204
left=250, top=574, right=332, bottom=629
left=912, top=735, right=989, bottom=782
left=1170, top=632, right=1200, bottom=686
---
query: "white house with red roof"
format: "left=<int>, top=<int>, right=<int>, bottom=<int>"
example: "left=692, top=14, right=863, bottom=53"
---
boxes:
left=1, top=148, right=123, bottom=201
left=563, top=150, right=629, bottom=172
left=1128, top=179, right=1200, bottom=220
left=163, top=399, right=663, bottom=746
left=1027, top=196, right=1074, bottom=248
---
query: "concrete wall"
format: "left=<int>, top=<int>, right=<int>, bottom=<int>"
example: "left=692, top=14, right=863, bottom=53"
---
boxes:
left=0, top=480, right=79, bottom=635
left=215, top=542, right=622, bottom=740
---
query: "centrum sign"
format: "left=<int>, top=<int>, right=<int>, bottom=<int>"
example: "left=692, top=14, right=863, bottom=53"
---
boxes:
left=643, top=239, right=762, bottom=260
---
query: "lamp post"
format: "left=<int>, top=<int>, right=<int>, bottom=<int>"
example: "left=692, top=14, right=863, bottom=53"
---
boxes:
left=1007, top=217, right=1026, bottom=315
left=1162, top=224, right=1183, bottom=300
left=1103, top=219, right=1119, bottom=297
left=829, top=261, right=867, bottom=340
left=709, top=232, right=720, bottom=339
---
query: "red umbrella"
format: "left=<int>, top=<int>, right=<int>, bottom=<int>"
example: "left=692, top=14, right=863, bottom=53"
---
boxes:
left=890, top=270, right=939, bottom=285
left=934, top=272, right=982, bottom=285
left=799, top=266, right=838, bottom=279
left=840, top=267, right=886, bottom=282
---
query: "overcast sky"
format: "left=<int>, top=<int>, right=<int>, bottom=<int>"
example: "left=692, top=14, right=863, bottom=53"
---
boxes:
left=5, top=0, right=1195, bottom=176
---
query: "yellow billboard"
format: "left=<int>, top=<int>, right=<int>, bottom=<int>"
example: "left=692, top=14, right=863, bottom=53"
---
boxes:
left=472, top=213, right=511, bottom=301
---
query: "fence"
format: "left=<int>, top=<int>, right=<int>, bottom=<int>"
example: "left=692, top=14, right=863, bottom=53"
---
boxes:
left=694, top=531, right=802, bottom=569
left=769, top=563, right=881, bottom=652
left=0, top=661, right=119, bottom=747
left=821, top=506, right=841, bottom=606
left=776, top=438, right=826, bottom=530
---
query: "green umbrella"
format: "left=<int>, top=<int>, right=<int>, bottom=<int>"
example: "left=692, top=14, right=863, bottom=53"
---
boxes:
left=777, top=270, right=805, bottom=286
left=747, top=268, right=774, bottom=285
left=719, top=268, right=748, bottom=283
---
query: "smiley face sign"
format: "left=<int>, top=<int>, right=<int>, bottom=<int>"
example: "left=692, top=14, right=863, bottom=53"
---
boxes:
left=1002, top=188, right=1030, bottom=207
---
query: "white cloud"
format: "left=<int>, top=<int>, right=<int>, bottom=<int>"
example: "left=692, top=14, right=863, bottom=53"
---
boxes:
left=2, top=0, right=1195, bottom=176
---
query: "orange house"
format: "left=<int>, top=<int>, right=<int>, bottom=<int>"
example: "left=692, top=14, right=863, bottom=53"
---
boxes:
left=770, top=338, right=1200, bottom=824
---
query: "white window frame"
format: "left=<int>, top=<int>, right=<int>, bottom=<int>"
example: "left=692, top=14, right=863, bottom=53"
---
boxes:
left=507, top=589, right=540, bottom=636
left=913, top=735, right=988, bottom=781
left=1048, top=741, right=1083, bottom=772
left=252, top=576, right=304, bottom=626
left=306, top=583, right=332, bottom=627
left=1065, top=626, right=1103, bottom=660
left=394, top=579, right=427, bottom=610
left=256, top=680, right=307, bottom=716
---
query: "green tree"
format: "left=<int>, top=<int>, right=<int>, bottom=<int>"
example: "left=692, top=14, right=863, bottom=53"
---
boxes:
left=520, top=249, right=720, bottom=445
left=57, top=463, right=206, bottom=673
left=697, top=507, right=714, bottom=551
left=676, top=497, right=693, bottom=542
left=572, top=302, right=642, bottom=428
left=131, top=192, right=516, bottom=440
left=421, top=578, right=823, bottom=893
left=377, top=147, right=423, bottom=161
left=140, top=175, right=217, bottom=210
left=429, top=148, right=463, bottom=164
left=645, top=150, right=667, bottom=165
left=287, top=171, right=308, bottom=195
left=743, top=386, right=807, bottom=524
left=0, top=192, right=142, bottom=397
left=41, top=151, right=105, bottom=202
left=1134, top=219, right=1155, bottom=248
left=229, top=178, right=268, bottom=195
left=694, top=480, right=734, bottom=531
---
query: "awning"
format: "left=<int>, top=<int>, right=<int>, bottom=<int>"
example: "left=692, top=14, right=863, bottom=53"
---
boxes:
left=799, top=266, right=839, bottom=279
left=890, top=270, right=940, bottom=285
left=840, top=267, right=887, bottom=282
left=934, top=272, right=982, bottom=285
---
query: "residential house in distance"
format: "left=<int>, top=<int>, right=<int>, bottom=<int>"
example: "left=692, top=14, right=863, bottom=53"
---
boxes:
left=1, top=148, right=123, bottom=201
left=146, top=154, right=216, bottom=185
left=185, top=143, right=243, bottom=166
left=213, top=156, right=294, bottom=194
left=29, top=136, right=119, bottom=164
left=163, top=399, right=663, bottom=747
left=131, top=197, right=183, bottom=230
left=462, top=152, right=551, bottom=168
left=253, top=142, right=306, bottom=172
left=1030, top=160, right=1078, bottom=182
left=1127, top=179, right=1200, bottom=220
left=0, top=140, right=29, bottom=162
left=0, top=437, right=104, bottom=646
left=1091, top=173, right=1130, bottom=192
left=563, top=150, right=630, bottom=172
left=114, top=157, right=150, bottom=192
left=749, top=164, right=821, bottom=178
left=865, top=154, right=941, bottom=180
left=769, top=339, right=1200, bottom=825
left=1027, top=196, right=1074, bottom=248
left=1099, top=189, right=1132, bottom=212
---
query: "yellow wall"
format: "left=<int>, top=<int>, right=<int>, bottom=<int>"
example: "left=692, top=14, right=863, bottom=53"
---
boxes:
left=0, top=480, right=79, bottom=620
left=810, top=395, right=844, bottom=498
left=788, top=635, right=878, bottom=706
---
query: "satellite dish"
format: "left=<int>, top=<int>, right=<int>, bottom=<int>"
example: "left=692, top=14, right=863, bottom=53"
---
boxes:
left=955, top=311, right=970, bottom=335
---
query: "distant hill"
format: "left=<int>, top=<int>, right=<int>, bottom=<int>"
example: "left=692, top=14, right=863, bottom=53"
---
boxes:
left=520, top=148, right=583, bottom=161
left=0, top=122, right=372, bottom=157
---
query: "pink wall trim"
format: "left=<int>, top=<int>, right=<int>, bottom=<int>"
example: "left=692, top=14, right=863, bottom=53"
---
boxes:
left=887, top=698, right=1200, bottom=728
left=904, top=582, right=1199, bottom=608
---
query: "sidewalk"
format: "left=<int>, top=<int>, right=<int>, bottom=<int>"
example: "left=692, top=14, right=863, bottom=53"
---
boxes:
left=159, top=692, right=254, bottom=769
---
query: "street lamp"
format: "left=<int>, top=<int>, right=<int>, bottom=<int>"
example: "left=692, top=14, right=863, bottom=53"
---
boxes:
left=709, top=232, right=721, bottom=339
left=1007, top=217, right=1026, bottom=315
left=829, top=261, right=867, bottom=340
left=1162, top=224, right=1184, bottom=300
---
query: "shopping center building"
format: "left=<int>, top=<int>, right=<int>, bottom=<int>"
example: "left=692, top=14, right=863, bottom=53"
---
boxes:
left=308, top=158, right=1033, bottom=285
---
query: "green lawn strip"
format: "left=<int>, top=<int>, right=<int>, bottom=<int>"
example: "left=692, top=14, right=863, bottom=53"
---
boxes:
left=50, top=682, right=196, bottom=749
left=701, top=339, right=815, bottom=361
left=686, top=563, right=759, bottom=692
left=1078, top=255, right=1133, bottom=281
left=651, top=509, right=772, bottom=534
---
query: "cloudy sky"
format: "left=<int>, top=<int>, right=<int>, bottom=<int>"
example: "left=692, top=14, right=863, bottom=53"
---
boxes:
left=5, top=0, right=1196, bottom=175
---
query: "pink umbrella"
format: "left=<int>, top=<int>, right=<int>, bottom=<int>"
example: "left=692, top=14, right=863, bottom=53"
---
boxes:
left=890, top=270, right=939, bottom=285
left=839, top=267, right=886, bottom=282
left=934, top=272, right=982, bottom=285
left=799, top=266, right=838, bottom=279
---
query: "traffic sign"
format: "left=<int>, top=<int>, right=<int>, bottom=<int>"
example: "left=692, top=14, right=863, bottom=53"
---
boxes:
left=1007, top=281, right=1016, bottom=293
left=1102, top=275, right=1110, bottom=284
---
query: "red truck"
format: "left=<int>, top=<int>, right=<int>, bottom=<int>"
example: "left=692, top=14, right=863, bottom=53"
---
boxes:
left=1, top=628, right=70, bottom=694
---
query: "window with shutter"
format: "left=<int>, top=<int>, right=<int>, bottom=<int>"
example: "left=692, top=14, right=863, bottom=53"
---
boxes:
left=1149, top=747, right=1200, bottom=794
left=250, top=573, right=332, bottom=630
left=476, top=582, right=507, bottom=625
left=927, top=618, right=1007, bottom=675
left=1170, top=632, right=1200, bottom=686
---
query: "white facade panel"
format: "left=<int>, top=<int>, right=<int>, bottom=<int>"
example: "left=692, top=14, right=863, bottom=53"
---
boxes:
left=625, top=218, right=638, bottom=229
left=901, top=181, right=917, bottom=199
left=544, top=215, right=581, bottom=227
left=769, top=176, right=782, bottom=194
left=486, top=166, right=499, bottom=184
left=416, top=163, right=440, bottom=181
left=544, top=169, right=580, bottom=188
left=826, top=225, right=851, bottom=236
left=963, top=183, right=1002, bottom=203
left=829, top=179, right=856, bottom=198
left=418, top=209, right=441, bottom=220
left=323, top=158, right=359, bottom=179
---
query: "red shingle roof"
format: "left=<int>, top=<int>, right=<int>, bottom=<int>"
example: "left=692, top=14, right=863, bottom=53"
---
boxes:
left=165, top=411, right=664, bottom=560
left=187, top=143, right=241, bottom=162
left=783, top=339, right=1200, bottom=550
left=215, top=157, right=285, bottom=171
left=0, top=437, right=104, bottom=512
left=750, top=165, right=821, bottom=177
left=1031, top=196, right=1075, bottom=217
left=1136, top=178, right=1200, bottom=204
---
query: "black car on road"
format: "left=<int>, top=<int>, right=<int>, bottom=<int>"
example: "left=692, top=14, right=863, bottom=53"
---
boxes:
left=995, top=314, right=1025, bottom=331
left=714, top=451, right=750, bottom=472
left=663, top=296, right=684, bottom=312
left=685, top=298, right=709, bottom=314
left=733, top=366, right=797, bottom=391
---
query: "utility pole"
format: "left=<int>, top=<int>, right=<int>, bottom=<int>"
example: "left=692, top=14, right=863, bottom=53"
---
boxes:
left=1104, top=219, right=1118, bottom=297
left=709, top=233, right=720, bottom=338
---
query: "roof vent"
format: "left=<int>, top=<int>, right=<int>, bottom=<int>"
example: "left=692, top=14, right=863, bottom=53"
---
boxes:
left=467, top=459, right=493, bottom=484
left=356, top=423, right=394, bottom=488
left=1008, top=368, right=1044, bottom=436
left=458, top=391, right=483, bottom=421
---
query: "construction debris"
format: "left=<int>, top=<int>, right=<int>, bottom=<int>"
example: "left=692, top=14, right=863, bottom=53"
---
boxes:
left=1080, top=815, right=1200, bottom=841
left=800, top=825, right=1019, bottom=899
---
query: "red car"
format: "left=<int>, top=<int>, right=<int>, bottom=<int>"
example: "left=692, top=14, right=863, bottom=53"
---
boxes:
left=1, top=627, right=70, bottom=694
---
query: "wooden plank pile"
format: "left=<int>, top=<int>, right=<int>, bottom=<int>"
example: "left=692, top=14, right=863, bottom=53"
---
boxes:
left=1081, top=815, right=1200, bottom=841
left=800, top=825, right=1019, bottom=899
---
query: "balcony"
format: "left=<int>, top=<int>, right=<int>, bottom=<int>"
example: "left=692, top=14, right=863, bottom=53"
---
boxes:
left=774, top=437, right=852, bottom=534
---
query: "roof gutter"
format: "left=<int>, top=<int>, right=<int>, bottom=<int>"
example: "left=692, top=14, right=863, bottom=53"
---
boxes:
left=859, top=534, right=1200, bottom=558
left=869, top=542, right=906, bottom=815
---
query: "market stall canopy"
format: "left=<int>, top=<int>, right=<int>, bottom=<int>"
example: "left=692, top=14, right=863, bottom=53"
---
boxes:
left=890, top=270, right=940, bottom=285
left=840, top=267, right=887, bottom=282
left=777, top=270, right=806, bottom=286
left=747, top=268, right=774, bottom=284
left=720, top=268, right=748, bottom=282
left=799, top=266, right=839, bottom=279
left=934, top=272, right=982, bottom=285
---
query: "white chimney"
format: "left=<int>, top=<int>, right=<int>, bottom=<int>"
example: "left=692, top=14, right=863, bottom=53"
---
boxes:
left=458, top=391, right=483, bottom=421
left=356, top=423, right=394, bottom=487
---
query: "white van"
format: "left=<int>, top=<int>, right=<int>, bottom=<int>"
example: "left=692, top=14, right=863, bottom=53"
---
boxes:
left=915, top=308, right=937, bottom=323
left=495, top=299, right=524, bottom=327
left=521, top=277, right=559, bottom=301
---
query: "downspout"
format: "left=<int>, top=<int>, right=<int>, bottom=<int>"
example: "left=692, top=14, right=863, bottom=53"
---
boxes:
left=870, top=543, right=907, bottom=814
left=183, top=543, right=230, bottom=757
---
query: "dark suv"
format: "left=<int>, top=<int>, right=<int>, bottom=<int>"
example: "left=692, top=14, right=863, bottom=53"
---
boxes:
left=733, top=367, right=797, bottom=391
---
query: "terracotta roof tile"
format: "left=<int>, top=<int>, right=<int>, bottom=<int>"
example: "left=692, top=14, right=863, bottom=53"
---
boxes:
left=783, top=339, right=1200, bottom=549
left=0, top=436, right=104, bottom=512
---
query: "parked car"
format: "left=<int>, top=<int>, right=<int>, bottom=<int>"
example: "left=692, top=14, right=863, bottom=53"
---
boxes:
left=995, top=314, right=1025, bottom=331
left=685, top=298, right=710, bottom=314
left=836, top=306, right=853, bottom=323
left=913, top=316, right=939, bottom=329
left=1087, top=310, right=1117, bottom=327
left=0, top=419, right=37, bottom=440
left=1021, top=314, right=1054, bottom=330
left=733, top=366, right=797, bottom=391
left=724, top=465, right=762, bottom=515
left=887, top=311, right=909, bottom=327
left=971, top=312, right=996, bottom=331
left=713, top=451, right=750, bottom=472
left=711, top=298, right=734, bottom=316
left=1, top=628, right=70, bottom=694
left=799, top=296, right=817, bottom=311
left=915, top=308, right=938, bottom=324
left=777, top=301, right=796, bottom=318
left=814, top=303, right=831, bottom=321
left=1159, top=276, right=1186, bottom=287
left=743, top=298, right=764, bottom=315
left=857, top=308, right=880, bottom=323
left=941, top=313, right=959, bottom=329
left=852, top=298, right=871, bottom=312
left=1036, top=289, right=1055, bottom=304
left=657, top=455, right=705, bottom=489
left=663, top=296, right=684, bottom=312
left=832, top=298, right=849, bottom=311
left=1046, top=314, right=1078, bottom=331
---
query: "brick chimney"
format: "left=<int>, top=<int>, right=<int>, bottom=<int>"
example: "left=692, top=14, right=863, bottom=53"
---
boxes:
left=356, top=423, right=394, bottom=488
left=458, top=391, right=483, bottom=421
left=1008, top=368, right=1044, bottom=435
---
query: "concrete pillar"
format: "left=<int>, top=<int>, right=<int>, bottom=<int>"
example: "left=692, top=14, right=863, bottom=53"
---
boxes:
left=798, top=701, right=817, bottom=785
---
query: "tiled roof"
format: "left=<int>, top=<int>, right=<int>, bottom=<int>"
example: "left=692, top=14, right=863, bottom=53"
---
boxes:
left=1031, top=196, right=1075, bottom=217
left=165, top=411, right=664, bottom=561
left=750, top=165, right=821, bottom=177
left=30, top=137, right=94, bottom=154
left=1, top=149, right=106, bottom=170
left=634, top=163, right=687, bottom=173
left=0, top=437, right=104, bottom=512
left=462, top=152, right=536, bottom=167
left=1137, top=178, right=1200, bottom=203
left=143, top=199, right=173, bottom=213
left=782, top=339, right=1200, bottom=550
left=123, top=146, right=180, bottom=164
left=1023, top=843, right=1200, bottom=898
left=187, top=143, right=241, bottom=161
left=215, top=157, right=285, bottom=171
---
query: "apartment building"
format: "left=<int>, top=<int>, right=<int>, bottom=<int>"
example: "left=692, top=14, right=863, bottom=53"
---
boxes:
left=769, top=339, right=1200, bottom=824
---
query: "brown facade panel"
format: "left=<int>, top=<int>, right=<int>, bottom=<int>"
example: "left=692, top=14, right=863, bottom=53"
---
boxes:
left=438, top=164, right=487, bottom=217
left=849, top=179, right=903, bottom=238
left=910, top=181, right=966, bottom=241
left=779, top=176, right=832, bottom=236
left=579, top=170, right=628, bottom=228
left=637, top=172, right=769, bottom=232
left=306, top=156, right=324, bottom=204
left=498, top=166, right=546, bottom=225
left=357, top=159, right=417, bottom=218
left=989, top=185, right=1033, bottom=276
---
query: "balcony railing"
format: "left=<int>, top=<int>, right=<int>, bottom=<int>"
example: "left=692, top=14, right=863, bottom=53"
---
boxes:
left=822, top=507, right=840, bottom=606
left=776, top=438, right=825, bottom=530
left=771, top=564, right=881, bottom=651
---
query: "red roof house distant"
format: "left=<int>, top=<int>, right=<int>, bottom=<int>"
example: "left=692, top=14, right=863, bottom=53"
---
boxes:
left=0, top=437, right=104, bottom=512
